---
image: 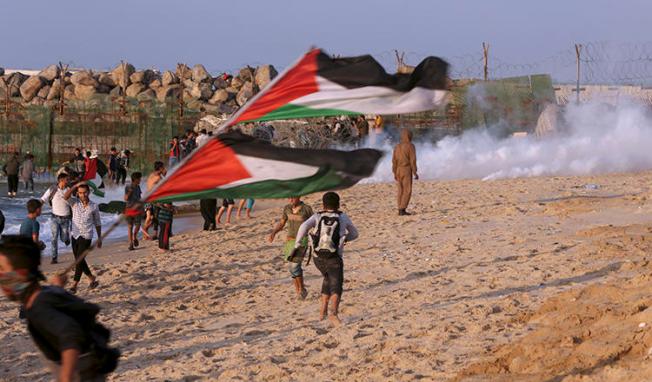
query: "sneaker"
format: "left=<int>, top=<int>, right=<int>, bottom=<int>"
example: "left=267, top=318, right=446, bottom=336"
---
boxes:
left=128, top=243, right=135, bottom=251
left=134, top=238, right=139, bottom=247
left=64, top=240, right=70, bottom=246
left=51, top=258, right=58, bottom=264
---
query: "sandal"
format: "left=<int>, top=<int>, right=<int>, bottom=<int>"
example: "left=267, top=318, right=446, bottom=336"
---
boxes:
left=89, top=280, right=99, bottom=290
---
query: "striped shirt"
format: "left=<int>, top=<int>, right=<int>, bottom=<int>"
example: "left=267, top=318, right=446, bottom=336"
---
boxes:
left=67, top=198, right=101, bottom=240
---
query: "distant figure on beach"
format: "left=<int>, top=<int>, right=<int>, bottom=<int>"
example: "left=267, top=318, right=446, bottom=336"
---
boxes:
left=40, top=172, right=72, bottom=264
left=143, top=161, right=166, bottom=241
left=125, top=172, right=143, bottom=251
left=269, top=197, right=313, bottom=299
left=20, top=153, right=35, bottom=193
left=64, top=182, right=101, bottom=294
left=392, top=128, right=418, bottom=216
left=20, top=199, right=46, bottom=251
left=169, top=136, right=181, bottom=168
left=3, top=152, right=20, bottom=197
left=0, top=236, right=120, bottom=381
left=237, top=199, right=255, bottom=219
left=355, top=115, right=369, bottom=143
left=295, top=192, right=358, bottom=326
left=116, top=150, right=130, bottom=186
left=200, top=198, right=217, bottom=231
left=108, top=147, right=119, bottom=184
left=69, top=148, right=86, bottom=178
left=196, top=128, right=210, bottom=147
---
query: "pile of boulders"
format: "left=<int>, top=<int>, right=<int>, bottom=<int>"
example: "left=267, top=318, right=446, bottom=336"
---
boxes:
left=0, top=62, right=278, bottom=113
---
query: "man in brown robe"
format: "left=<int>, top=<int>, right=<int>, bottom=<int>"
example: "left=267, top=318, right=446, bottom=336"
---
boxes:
left=392, top=129, right=418, bottom=215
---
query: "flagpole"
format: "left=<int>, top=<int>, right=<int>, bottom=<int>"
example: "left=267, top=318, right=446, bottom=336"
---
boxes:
left=57, top=48, right=318, bottom=279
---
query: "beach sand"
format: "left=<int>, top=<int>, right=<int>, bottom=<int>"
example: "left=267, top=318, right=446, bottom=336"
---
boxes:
left=2, top=172, right=652, bottom=381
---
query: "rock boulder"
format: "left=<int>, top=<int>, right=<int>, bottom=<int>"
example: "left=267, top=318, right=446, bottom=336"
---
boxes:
left=71, top=71, right=98, bottom=87
left=126, top=83, right=146, bottom=97
left=192, top=64, right=211, bottom=83
left=156, top=84, right=181, bottom=102
left=111, top=62, right=135, bottom=88
left=162, top=70, right=178, bottom=86
left=176, top=64, right=192, bottom=80
left=208, top=89, right=230, bottom=105
left=39, top=65, right=60, bottom=82
left=236, top=81, right=255, bottom=106
left=190, top=82, right=213, bottom=100
left=98, top=72, right=115, bottom=87
left=75, top=84, right=97, bottom=100
left=19, top=75, right=45, bottom=102
left=254, top=65, right=278, bottom=89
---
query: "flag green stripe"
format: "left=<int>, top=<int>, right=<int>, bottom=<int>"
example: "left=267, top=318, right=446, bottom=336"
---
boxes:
left=151, top=167, right=350, bottom=203
left=252, top=104, right=360, bottom=122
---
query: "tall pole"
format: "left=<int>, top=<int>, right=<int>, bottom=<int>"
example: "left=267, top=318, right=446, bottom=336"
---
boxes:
left=482, top=42, right=489, bottom=81
left=575, top=44, right=582, bottom=104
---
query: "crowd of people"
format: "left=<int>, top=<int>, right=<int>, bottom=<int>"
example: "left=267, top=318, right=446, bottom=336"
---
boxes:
left=0, top=115, right=419, bottom=380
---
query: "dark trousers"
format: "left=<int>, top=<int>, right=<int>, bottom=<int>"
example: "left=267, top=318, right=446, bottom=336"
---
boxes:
left=72, top=237, right=93, bottom=282
left=7, top=174, right=18, bottom=193
left=116, top=168, right=127, bottom=185
left=159, top=221, right=172, bottom=250
left=199, top=199, right=217, bottom=230
left=313, top=255, right=344, bottom=296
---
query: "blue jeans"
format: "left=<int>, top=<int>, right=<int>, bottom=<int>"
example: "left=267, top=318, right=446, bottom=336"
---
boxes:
left=50, top=216, right=71, bottom=259
left=168, top=157, right=179, bottom=168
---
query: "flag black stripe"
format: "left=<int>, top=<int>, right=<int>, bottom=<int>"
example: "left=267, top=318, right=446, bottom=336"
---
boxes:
left=316, top=51, right=449, bottom=91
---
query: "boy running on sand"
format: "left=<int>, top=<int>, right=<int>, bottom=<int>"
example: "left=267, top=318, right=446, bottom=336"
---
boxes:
left=269, top=197, right=313, bottom=299
left=237, top=199, right=255, bottom=219
left=20, top=199, right=46, bottom=250
left=295, top=192, right=358, bottom=326
left=124, top=172, right=142, bottom=251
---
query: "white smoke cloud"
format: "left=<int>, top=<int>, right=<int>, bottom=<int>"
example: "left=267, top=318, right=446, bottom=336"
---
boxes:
left=365, top=100, right=652, bottom=182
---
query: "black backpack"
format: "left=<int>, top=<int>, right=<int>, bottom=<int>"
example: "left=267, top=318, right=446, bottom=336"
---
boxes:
left=310, top=212, right=341, bottom=258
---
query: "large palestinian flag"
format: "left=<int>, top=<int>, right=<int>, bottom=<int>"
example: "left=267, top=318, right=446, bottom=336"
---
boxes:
left=144, top=132, right=382, bottom=203
left=227, top=48, right=449, bottom=126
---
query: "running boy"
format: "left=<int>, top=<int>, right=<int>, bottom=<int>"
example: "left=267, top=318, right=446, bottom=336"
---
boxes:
left=269, top=197, right=313, bottom=299
left=20, top=199, right=46, bottom=250
left=295, top=192, right=358, bottom=326
left=0, top=235, right=120, bottom=381
left=124, top=172, right=142, bottom=251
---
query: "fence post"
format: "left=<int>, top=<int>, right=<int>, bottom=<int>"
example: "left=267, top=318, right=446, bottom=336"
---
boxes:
left=483, top=42, right=489, bottom=81
left=575, top=44, right=582, bottom=104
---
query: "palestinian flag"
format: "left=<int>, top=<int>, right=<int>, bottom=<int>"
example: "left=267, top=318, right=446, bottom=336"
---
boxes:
left=227, top=48, right=449, bottom=125
left=144, top=132, right=382, bottom=203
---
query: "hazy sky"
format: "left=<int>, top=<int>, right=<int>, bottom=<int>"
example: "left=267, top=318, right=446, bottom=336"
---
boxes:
left=2, top=0, right=651, bottom=81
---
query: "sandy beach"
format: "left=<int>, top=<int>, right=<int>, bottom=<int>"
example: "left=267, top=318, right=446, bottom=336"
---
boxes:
left=3, top=172, right=652, bottom=381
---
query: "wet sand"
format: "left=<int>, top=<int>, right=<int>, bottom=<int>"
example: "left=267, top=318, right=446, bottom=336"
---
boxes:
left=2, top=172, right=652, bottom=381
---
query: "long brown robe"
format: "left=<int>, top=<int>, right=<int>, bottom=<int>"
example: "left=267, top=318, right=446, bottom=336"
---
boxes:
left=392, top=129, right=417, bottom=210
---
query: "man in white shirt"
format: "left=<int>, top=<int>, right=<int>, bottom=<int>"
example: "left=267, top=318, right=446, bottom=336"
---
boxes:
left=40, top=173, right=72, bottom=264
left=64, top=182, right=101, bottom=293
left=195, top=129, right=210, bottom=147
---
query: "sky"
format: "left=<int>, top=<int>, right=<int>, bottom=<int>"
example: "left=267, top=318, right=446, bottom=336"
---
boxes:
left=2, top=0, right=652, bottom=82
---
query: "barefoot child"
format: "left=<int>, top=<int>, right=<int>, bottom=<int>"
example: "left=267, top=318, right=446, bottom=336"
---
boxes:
left=269, top=197, right=313, bottom=299
left=157, top=203, right=175, bottom=251
left=237, top=199, right=255, bottom=219
left=217, top=199, right=235, bottom=225
left=295, top=192, right=358, bottom=326
left=124, top=172, right=142, bottom=251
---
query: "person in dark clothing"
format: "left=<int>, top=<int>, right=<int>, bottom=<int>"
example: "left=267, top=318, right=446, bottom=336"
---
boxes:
left=199, top=199, right=217, bottom=230
left=0, top=235, right=120, bottom=381
left=108, top=147, right=119, bottom=183
left=3, top=152, right=20, bottom=197
left=124, top=172, right=143, bottom=251
left=116, top=150, right=130, bottom=185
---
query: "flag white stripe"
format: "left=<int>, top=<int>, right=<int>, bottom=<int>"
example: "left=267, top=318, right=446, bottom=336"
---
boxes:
left=219, top=155, right=321, bottom=189
left=290, top=76, right=448, bottom=114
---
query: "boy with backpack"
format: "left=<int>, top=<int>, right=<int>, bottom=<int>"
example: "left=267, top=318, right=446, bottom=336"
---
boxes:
left=0, top=235, right=120, bottom=381
left=269, top=197, right=314, bottom=299
left=294, top=192, right=358, bottom=326
left=40, top=173, right=72, bottom=264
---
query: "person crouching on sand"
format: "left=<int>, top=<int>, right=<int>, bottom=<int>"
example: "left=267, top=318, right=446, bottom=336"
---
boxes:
left=295, top=192, right=358, bottom=326
left=0, top=235, right=120, bottom=381
left=269, top=196, right=314, bottom=300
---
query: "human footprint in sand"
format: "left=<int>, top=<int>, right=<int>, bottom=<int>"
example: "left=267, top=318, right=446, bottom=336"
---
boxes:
left=269, top=197, right=313, bottom=300
left=295, top=192, right=358, bottom=326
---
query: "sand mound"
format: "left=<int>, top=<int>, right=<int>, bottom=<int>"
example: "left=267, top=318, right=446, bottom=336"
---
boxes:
left=456, top=260, right=652, bottom=381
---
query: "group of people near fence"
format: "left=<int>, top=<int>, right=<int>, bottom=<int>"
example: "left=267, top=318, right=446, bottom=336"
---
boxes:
left=2, top=151, right=37, bottom=197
